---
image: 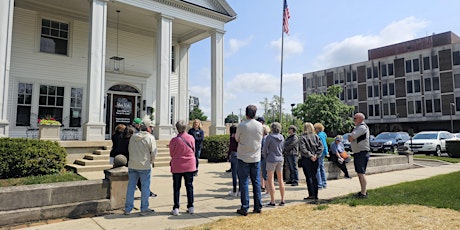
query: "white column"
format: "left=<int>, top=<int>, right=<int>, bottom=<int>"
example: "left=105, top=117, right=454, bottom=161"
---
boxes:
left=210, top=30, right=226, bottom=135
left=178, top=44, right=190, bottom=121
left=0, top=0, right=14, bottom=137
left=154, top=14, right=174, bottom=140
left=83, top=0, right=108, bottom=141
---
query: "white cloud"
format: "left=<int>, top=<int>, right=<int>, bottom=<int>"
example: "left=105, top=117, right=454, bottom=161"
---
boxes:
left=314, top=17, right=429, bottom=69
left=226, top=72, right=279, bottom=94
left=226, top=36, right=253, bottom=57
left=270, top=35, right=304, bottom=60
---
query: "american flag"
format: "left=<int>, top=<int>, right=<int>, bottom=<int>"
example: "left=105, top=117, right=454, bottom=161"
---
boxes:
left=283, top=0, right=290, bottom=34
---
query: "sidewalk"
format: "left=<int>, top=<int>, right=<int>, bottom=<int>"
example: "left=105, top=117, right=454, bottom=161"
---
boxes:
left=22, top=162, right=460, bottom=230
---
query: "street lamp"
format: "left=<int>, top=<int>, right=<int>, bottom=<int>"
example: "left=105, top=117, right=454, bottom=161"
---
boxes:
left=291, top=103, right=295, bottom=125
left=450, top=103, right=455, bottom=133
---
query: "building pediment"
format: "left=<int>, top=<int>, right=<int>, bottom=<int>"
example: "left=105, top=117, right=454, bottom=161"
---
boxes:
left=180, top=0, right=236, bottom=18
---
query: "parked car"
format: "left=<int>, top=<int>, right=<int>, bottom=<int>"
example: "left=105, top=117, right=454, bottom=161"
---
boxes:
left=341, top=133, right=351, bottom=151
left=404, top=131, right=455, bottom=156
left=370, top=132, right=411, bottom=153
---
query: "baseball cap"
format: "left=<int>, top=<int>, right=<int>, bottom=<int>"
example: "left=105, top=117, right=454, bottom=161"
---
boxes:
left=288, top=125, right=297, bottom=132
left=141, top=118, right=154, bottom=127
left=256, top=117, right=265, bottom=123
left=335, top=136, right=342, bottom=141
left=133, top=118, right=142, bottom=124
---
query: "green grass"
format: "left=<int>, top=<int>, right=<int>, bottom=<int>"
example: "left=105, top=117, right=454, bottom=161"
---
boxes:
left=414, top=155, right=460, bottom=163
left=0, top=172, right=86, bottom=187
left=332, top=171, right=460, bottom=211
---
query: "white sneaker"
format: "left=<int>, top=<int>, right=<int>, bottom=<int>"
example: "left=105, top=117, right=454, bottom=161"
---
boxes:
left=262, top=192, right=270, bottom=198
left=171, top=208, right=179, bottom=216
left=228, top=191, right=236, bottom=196
left=187, top=207, right=194, bottom=214
left=237, top=191, right=241, bottom=197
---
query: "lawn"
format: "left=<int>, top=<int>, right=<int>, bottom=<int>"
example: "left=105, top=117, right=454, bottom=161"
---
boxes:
left=414, top=155, right=460, bottom=163
left=0, top=172, right=86, bottom=187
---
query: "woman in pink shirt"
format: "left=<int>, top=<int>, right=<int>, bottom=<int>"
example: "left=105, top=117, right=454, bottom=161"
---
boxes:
left=169, top=120, right=196, bottom=216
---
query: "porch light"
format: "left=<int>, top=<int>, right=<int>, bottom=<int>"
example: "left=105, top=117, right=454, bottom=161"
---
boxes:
left=109, top=10, right=124, bottom=72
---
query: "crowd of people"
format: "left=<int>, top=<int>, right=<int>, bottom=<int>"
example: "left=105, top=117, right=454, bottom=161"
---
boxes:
left=110, top=105, right=370, bottom=216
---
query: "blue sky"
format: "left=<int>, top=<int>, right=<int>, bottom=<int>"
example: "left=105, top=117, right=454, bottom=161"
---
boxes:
left=188, top=0, right=460, bottom=119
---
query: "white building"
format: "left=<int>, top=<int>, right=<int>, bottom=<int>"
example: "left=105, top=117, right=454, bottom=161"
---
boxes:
left=0, top=0, right=236, bottom=140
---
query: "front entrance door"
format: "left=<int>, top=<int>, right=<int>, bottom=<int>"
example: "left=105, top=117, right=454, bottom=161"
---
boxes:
left=111, top=94, right=136, bottom=131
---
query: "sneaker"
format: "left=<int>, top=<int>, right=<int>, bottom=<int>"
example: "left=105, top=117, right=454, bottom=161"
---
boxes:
left=303, top=196, right=315, bottom=200
left=262, top=192, right=270, bottom=198
left=228, top=191, right=236, bottom=196
left=237, top=191, right=241, bottom=197
left=265, top=202, right=275, bottom=207
left=286, top=181, right=293, bottom=184
left=261, top=187, right=266, bottom=193
left=236, top=209, right=248, bottom=216
left=226, top=168, right=232, bottom=173
left=187, top=207, right=194, bottom=214
left=345, top=175, right=352, bottom=179
left=140, top=209, right=154, bottom=216
left=123, top=210, right=131, bottom=215
left=171, top=208, right=179, bottom=216
left=253, top=209, right=262, bottom=214
left=279, top=201, right=285, bottom=206
left=291, top=183, right=299, bottom=186
left=149, top=192, right=158, bottom=198
left=353, top=192, right=368, bottom=199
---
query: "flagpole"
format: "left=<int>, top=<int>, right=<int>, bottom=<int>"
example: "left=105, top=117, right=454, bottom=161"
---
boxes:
left=279, top=0, right=285, bottom=123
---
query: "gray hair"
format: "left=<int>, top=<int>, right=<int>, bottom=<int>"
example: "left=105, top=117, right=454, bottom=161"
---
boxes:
left=175, top=120, right=188, bottom=133
left=270, top=122, right=281, bottom=134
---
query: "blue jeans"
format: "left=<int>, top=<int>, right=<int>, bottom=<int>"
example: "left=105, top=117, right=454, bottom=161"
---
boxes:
left=172, top=172, right=194, bottom=209
left=195, top=149, right=201, bottom=171
left=316, top=155, right=327, bottom=188
left=301, top=157, right=319, bottom=199
left=230, top=152, right=239, bottom=192
left=125, top=168, right=151, bottom=212
left=237, top=159, right=262, bottom=212
left=285, top=154, right=299, bottom=184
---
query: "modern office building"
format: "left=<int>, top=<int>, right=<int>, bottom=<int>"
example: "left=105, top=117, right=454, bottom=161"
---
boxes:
left=1, top=0, right=236, bottom=140
left=303, top=31, right=460, bottom=134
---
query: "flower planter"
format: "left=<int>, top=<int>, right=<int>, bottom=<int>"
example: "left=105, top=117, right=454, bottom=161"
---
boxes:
left=446, top=140, right=460, bottom=158
left=38, top=124, right=61, bottom=141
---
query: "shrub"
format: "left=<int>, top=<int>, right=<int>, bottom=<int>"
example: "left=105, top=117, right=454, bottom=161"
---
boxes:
left=0, top=138, right=67, bottom=179
left=202, top=134, right=229, bottom=163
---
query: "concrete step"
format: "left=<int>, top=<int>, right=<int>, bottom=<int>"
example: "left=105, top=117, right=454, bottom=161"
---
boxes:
left=84, top=154, right=110, bottom=160
left=75, top=159, right=110, bottom=166
left=66, top=164, right=113, bottom=173
left=94, top=149, right=111, bottom=155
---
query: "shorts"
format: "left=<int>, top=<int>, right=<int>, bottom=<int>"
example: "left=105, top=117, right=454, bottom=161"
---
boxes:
left=353, top=151, right=369, bottom=174
left=266, top=161, right=283, bottom=172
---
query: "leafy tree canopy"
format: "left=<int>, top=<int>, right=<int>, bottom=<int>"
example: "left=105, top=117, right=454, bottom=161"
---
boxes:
left=190, top=106, right=208, bottom=121
left=225, top=114, right=239, bottom=124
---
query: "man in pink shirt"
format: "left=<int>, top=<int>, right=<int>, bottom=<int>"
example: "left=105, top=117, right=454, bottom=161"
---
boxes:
left=169, top=120, right=196, bottom=216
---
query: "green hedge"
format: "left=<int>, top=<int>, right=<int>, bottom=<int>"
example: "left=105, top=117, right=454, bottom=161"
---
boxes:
left=202, top=134, right=229, bottom=163
left=0, top=138, right=67, bottom=179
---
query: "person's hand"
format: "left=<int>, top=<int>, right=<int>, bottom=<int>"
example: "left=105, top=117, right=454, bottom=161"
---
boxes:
left=310, top=155, right=317, bottom=162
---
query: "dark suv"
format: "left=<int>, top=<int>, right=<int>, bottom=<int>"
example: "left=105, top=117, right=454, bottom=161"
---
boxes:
left=370, top=132, right=411, bottom=153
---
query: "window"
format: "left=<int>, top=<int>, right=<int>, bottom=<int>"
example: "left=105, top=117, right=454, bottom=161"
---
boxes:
left=352, top=70, right=357, bottom=81
left=434, top=99, right=441, bottom=112
left=388, top=63, right=394, bottom=75
left=374, top=85, right=379, bottom=97
left=16, top=83, right=33, bottom=126
left=425, top=78, right=432, bottom=91
left=368, top=105, right=374, bottom=116
left=432, top=55, right=438, bottom=69
left=382, top=84, right=388, bottom=96
left=413, top=59, right=419, bottom=72
left=453, top=51, right=460, bottom=66
left=353, top=88, right=357, bottom=99
left=346, top=71, right=351, bottom=82
left=407, top=80, right=413, bottom=93
left=368, top=86, right=373, bottom=98
left=414, top=79, right=421, bottom=93
left=367, top=67, right=372, bottom=79
left=171, top=46, right=176, bottom=72
left=375, top=104, right=380, bottom=116
left=40, top=19, right=68, bottom=55
left=373, top=66, right=378, bottom=78
left=433, top=77, right=440, bottom=91
left=38, top=85, right=64, bottom=123
left=426, top=99, right=433, bottom=113
left=382, top=64, right=387, bottom=76
left=415, top=100, right=422, bottom=114
left=456, top=97, right=460, bottom=112
left=423, top=56, right=430, bottom=70
left=454, top=74, right=460, bottom=88
left=69, top=88, right=83, bottom=127
left=405, top=60, right=412, bottom=73
left=347, top=88, right=352, bottom=100
left=390, top=102, right=396, bottom=115
left=383, top=102, right=389, bottom=115
left=408, top=101, right=414, bottom=114
left=389, top=83, right=395, bottom=95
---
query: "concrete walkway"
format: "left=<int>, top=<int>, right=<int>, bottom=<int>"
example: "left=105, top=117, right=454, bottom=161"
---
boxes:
left=21, top=162, right=460, bottom=230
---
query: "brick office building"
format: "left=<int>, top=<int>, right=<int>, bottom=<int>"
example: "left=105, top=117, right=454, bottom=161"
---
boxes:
left=303, top=31, right=460, bottom=135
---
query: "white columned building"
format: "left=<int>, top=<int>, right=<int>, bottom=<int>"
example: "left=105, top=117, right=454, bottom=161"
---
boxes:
left=0, top=0, right=14, bottom=137
left=210, top=30, right=226, bottom=135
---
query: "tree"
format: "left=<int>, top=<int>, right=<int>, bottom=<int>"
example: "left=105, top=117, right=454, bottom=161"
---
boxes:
left=225, top=114, right=239, bottom=124
left=259, top=95, right=284, bottom=123
left=293, top=85, right=354, bottom=136
left=189, top=106, right=207, bottom=121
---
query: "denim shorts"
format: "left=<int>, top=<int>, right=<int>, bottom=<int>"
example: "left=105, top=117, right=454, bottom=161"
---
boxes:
left=353, top=151, right=370, bottom=174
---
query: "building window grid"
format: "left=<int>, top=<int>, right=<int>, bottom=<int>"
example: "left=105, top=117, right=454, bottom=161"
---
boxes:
left=405, top=60, right=412, bottom=73
left=69, top=88, right=83, bottom=127
left=38, top=85, right=64, bottom=123
left=40, top=18, right=69, bottom=55
left=423, top=56, right=430, bottom=70
left=413, top=59, right=420, bottom=72
left=453, top=51, right=460, bottom=66
left=16, top=83, right=33, bottom=126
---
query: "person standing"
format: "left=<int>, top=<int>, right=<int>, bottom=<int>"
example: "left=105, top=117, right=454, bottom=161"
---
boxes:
left=299, top=122, right=323, bottom=204
left=110, top=124, right=126, bottom=165
left=283, top=125, right=299, bottom=186
left=262, top=122, right=285, bottom=207
left=314, top=123, right=328, bottom=189
left=329, top=135, right=351, bottom=179
left=227, top=125, right=239, bottom=197
left=124, top=119, right=157, bottom=215
left=348, top=112, right=370, bottom=199
left=188, top=119, right=204, bottom=176
left=260, top=124, right=270, bottom=198
left=235, top=105, right=264, bottom=216
left=170, top=120, right=196, bottom=216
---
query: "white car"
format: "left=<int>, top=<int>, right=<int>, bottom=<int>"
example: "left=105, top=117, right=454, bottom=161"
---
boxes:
left=404, top=131, right=455, bottom=156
